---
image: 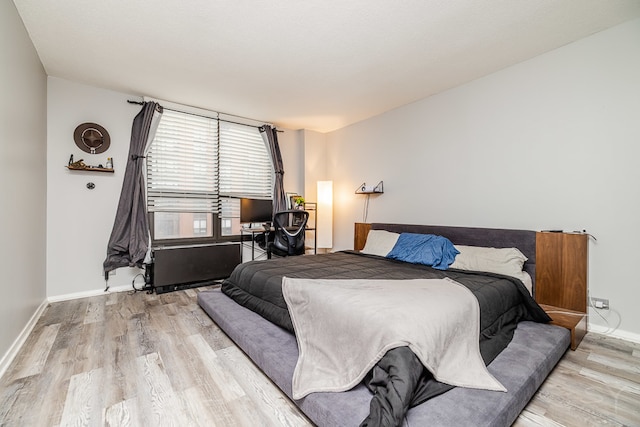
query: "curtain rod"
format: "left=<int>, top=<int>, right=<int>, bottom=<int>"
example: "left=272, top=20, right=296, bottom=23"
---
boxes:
left=127, top=100, right=281, bottom=132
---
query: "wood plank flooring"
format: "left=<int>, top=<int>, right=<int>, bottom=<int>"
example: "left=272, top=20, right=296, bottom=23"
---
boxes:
left=1, top=286, right=638, bottom=427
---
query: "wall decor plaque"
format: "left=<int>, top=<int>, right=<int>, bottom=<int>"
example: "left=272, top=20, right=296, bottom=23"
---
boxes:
left=74, top=122, right=110, bottom=154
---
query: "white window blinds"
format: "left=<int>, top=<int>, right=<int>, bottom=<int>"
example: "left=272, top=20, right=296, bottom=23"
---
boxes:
left=147, top=108, right=273, bottom=216
left=147, top=110, right=219, bottom=213
left=219, top=121, right=273, bottom=199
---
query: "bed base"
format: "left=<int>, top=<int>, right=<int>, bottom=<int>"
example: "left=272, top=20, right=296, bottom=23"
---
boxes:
left=198, top=288, right=569, bottom=426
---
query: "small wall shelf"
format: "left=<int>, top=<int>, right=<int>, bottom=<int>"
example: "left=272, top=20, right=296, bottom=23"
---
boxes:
left=66, top=166, right=114, bottom=173
left=355, top=181, right=384, bottom=194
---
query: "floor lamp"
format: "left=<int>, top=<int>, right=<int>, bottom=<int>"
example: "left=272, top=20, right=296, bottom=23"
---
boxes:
left=317, top=181, right=333, bottom=249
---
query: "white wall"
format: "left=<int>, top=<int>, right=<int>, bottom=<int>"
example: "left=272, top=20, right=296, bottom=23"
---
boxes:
left=46, top=77, right=306, bottom=296
left=302, top=129, right=329, bottom=202
left=0, top=1, right=47, bottom=363
left=279, top=129, right=305, bottom=197
left=47, top=78, right=143, bottom=296
left=276, top=128, right=329, bottom=201
left=327, top=19, right=640, bottom=338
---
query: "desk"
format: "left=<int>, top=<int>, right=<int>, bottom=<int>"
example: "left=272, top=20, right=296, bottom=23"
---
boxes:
left=240, top=227, right=272, bottom=261
left=240, top=225, right=317, bottom=261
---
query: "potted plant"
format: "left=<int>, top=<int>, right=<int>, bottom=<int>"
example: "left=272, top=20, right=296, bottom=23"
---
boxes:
left=294, top=196, right=305, bottom=209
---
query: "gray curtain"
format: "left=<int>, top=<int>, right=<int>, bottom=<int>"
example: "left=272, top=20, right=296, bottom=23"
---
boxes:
left=103, top=102, right=163, bottom=273
left=260, top=125, right=287, bottom=218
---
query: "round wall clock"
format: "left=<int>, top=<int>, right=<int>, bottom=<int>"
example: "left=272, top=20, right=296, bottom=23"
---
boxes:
left=74, top=122, right=111, bottom=154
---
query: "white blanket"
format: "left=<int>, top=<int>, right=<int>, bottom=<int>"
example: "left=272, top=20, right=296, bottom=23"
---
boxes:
left=282, top=277, right=506, bottom=400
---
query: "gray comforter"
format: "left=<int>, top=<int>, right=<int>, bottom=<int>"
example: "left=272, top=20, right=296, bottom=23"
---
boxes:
left=221, top=251, right=550, bottom=426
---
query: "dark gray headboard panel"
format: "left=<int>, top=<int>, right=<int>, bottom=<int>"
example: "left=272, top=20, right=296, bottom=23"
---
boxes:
left=371, top=223, right=537, bottom=286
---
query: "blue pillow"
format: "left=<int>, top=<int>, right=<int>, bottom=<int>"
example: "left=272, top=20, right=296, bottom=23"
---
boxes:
left=386, top=233, right=459, bottom=270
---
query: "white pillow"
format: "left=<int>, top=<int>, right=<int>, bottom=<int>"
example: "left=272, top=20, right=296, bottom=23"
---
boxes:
left=361, top=230, right=400, bottom=257
left=517, top=271, right=533, bottom=296
left=450, top=245, right=528, bottom=278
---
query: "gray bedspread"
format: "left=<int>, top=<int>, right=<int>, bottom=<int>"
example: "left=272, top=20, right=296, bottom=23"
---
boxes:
left=284, top=277, right=505, bottom=399
left=221, top=251, right=551, bottom=426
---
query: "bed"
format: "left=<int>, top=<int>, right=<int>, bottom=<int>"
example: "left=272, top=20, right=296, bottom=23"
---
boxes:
left=197, top=223, right=570, bottom=426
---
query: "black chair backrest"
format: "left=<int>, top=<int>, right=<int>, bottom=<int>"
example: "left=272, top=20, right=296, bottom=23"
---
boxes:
left=272, top=210, right=309, bottom=256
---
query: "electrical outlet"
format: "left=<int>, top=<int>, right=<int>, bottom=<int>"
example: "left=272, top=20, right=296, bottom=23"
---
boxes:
left=591, top=297, right=609, bottom=310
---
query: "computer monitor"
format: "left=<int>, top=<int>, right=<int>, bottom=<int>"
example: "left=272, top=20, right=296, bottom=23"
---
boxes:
left=240, top=198, right=273, bottom=224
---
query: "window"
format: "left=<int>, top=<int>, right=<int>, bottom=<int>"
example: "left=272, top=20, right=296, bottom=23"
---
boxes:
left=192, top=213, right=210, bottom=235
left=147, top=108, right=273, bottom=244
left=153, top=212, right=213, bottom=240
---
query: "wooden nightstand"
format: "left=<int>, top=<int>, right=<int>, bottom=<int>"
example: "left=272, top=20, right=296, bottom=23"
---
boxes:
left=536, top=232, right=588, bottom=313
left=539, top=304, right=587, bottom=350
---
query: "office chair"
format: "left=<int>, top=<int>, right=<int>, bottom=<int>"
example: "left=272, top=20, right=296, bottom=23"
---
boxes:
left=267, top=210, right=309, bottom=259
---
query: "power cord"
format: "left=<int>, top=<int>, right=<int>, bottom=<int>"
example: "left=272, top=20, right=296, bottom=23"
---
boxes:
left=132, top=273, right=146, bottom=292
left=363, top=194, right=371, bottom=222
left=132, top=272, right=154, bottom=293
left=588, top=295, right=615, bottom=334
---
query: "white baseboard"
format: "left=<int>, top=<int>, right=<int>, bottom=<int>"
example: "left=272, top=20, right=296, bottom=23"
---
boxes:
left=47, top=283, right=132, bottom=303
left=0, top=284, right=134, bottom=379
left=0, top=299, right=48, bottom=380
left=589, top=322, right=640, bottom=344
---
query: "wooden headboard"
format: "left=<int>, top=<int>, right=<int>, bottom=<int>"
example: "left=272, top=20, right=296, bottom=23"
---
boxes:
left=354, top=222, right=372, bottom=252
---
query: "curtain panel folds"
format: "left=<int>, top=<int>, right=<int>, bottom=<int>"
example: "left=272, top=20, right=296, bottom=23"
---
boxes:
left=260, top=125, right=287, bottom=219
left=103, top=102, right=163, bottom=273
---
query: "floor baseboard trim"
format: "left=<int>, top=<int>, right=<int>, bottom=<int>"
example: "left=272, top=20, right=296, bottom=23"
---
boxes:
left=589, top=322, right=640, bottom=344
left=47, top=284, right=133, bottom=303
left=1, top=285, right=138, bottom=379
left=0, top=299, right=48, bottom=380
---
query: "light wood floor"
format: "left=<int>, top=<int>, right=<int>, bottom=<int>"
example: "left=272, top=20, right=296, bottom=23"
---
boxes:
left=0, top=286, right=638, bottom=427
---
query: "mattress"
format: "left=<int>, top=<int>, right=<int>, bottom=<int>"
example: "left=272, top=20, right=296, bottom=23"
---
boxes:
left=220, top=251, right=547, bottom=334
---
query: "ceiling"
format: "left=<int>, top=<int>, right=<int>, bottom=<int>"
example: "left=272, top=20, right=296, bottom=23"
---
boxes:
left=13, top=0, right=640, bottom=132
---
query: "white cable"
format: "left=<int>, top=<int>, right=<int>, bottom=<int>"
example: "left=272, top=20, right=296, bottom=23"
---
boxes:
left=588, top=296, right=615, bottom=334
left=363, top=194, right=370, bottom=222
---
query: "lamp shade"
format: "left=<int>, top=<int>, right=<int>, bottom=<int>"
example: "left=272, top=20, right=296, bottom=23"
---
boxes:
left=317, top=181, right=333, bottom=249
